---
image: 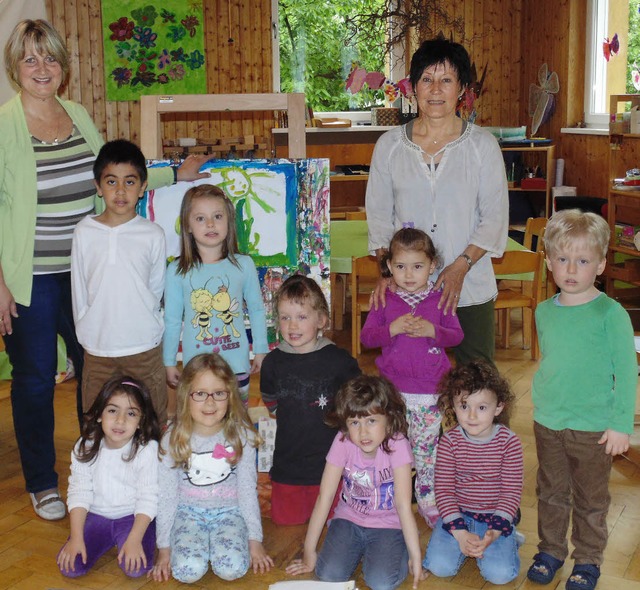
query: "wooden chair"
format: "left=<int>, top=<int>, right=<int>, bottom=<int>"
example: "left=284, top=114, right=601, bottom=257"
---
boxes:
left=345, top=210, right=366, bottom=220
left=350, top=255, right=380, bottom=357
left=523, top=216, right=547, bottom=251
left=492, top=250, right=545, bottom=360
left=523, top=216, right=556, bottom=298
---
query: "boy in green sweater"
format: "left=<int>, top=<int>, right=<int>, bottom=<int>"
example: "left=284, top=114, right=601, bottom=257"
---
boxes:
left=527, top=210, right=637, bottom=590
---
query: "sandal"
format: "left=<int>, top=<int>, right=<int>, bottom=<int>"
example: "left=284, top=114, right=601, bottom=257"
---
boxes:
left=527, top=552, right=565, bottom=584
left=30, top=491, right=66, bottom=521
left=565, top=564, right=600, bottom=590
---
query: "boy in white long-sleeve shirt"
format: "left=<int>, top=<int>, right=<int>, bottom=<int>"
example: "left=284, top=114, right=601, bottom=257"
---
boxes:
left=71, top=139, right=168, bottom=421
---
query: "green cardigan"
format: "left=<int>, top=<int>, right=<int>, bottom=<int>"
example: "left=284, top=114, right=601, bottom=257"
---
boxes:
left=0, top=94, right=173, bottom=306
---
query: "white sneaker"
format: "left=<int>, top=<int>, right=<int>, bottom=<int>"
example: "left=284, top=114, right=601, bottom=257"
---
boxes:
left=514, top=530, right=526, bottom=546
left=30, top=491, right=66, bottom=520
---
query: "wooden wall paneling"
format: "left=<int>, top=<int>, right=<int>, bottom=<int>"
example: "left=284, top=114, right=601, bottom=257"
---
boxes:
left=243, top=0, right=257, bottom=139
left=129, top=102, right=141, bottom=145
left=88, top=0, right=106, bottom=137
left=483, top=0, right=501, bottom=127
left=76, top=0, right=92, bottom=112
left=463, top=0, right=475, bottom=55
left=116, top=101, right=130, bottom=141
left=218, top=2, right=232, bottom=140
left=63, top=0, right=81, bottom=105
left=228, top=0, right=241, bottom=137
left=560, top=134, right=610, bottom=198
left=507, top=1, right=522, bottom=126
left=203, top=0, right=221, bottom=142
left=565, top=0, right=587, bottom=128
left=546, top=2, right=561, bottom=136
left=262, top=0, right=276, bottom=154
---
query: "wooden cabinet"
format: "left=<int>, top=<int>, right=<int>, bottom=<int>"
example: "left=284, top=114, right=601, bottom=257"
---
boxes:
left=605, top=95, right=640, bottom=299
left=501, top=144, right=555, bottom=228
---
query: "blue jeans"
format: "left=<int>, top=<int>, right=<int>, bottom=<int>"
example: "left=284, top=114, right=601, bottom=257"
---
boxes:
left=3, top=273, right=84, bottom=493
left=423, top=517, right=520, bottom=585
left=316, top=518, right=409, bottom=590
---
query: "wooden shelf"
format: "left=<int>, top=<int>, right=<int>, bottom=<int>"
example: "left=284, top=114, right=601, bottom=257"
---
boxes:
left=610, top=244, right=640, bottom=256
left=502, top=143, right=555, bottom=218
left=606, top=98, right=640, bottom=297
left=330, top=174, right=369, bottom=182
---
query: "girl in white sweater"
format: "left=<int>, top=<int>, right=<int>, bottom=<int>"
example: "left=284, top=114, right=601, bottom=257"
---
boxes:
left=57, top=376, right=161, bottom=577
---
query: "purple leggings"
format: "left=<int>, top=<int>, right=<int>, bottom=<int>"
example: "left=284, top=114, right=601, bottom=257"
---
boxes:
left=58, top=512, right=156, bottom=578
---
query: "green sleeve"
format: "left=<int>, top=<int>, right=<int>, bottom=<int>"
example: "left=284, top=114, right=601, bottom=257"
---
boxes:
left=605, top=304, right=638, bottom=434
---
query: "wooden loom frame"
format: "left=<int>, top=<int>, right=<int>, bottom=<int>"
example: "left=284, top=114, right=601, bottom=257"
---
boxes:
left=139, top=93, right=306, bottom=159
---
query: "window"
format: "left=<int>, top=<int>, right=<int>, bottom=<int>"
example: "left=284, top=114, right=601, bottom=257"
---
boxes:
left=272, top=0, right=390, bottom=114
left=585, top=0, right=635, bottom=127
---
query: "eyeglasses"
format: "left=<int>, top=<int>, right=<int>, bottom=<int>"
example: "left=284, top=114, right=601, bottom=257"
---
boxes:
left=189, top=390, right=229, bottom=402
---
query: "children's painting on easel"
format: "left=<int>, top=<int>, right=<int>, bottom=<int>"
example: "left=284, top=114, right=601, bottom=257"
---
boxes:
left=139, top=158, right=331, bottom=338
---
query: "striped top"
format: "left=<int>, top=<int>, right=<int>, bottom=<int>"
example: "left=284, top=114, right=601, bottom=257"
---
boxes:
left=435, top=424, right=523, bottom=523
left=32, top=127, right=96, bottom=274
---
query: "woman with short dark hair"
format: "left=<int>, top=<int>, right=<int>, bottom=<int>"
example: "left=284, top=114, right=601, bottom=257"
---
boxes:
left=366, top=36, right=508, bottom=365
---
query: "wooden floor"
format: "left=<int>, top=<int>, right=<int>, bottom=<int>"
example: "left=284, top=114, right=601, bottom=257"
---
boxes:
left=0, top=319, right=639, bottom=590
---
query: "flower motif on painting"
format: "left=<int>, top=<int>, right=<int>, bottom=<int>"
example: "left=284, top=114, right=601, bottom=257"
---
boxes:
left=102, top=0, right=206, bottom=101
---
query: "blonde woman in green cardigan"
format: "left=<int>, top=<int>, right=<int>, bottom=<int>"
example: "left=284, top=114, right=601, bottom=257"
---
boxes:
left=0, top=19, right=208, bottom=521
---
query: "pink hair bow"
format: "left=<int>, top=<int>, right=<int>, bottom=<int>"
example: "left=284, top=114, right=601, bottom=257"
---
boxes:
left=212, top=444, right=235, bottom=459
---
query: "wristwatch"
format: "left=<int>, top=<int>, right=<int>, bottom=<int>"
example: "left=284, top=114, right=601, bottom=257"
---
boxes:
left=458, top=253, right=473, bottom=269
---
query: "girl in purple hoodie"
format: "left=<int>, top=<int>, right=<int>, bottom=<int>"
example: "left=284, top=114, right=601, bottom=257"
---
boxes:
left=361, top=227, right=463, bottom=527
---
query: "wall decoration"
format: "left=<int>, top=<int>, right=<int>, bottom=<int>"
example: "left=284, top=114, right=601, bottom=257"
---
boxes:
left=138, top=158, right=331, bottom=338
left=528, top=63, right=559, bottom=136
left=101, top=0, right=206, bottom=101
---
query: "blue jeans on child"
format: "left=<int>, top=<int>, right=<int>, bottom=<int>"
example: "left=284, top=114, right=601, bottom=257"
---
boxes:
left=316, top=518, right=409, bottom=590
left=170, top=505, right=250, bottom=583
left=423, top=516, right=520, bottom=585
left=58, top=512, right=155, bottom=577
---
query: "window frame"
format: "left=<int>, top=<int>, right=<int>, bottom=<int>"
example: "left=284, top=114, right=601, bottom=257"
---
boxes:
left=584, top=0, right=610, bottom=128
left=270, top=0, right=401, bottom=118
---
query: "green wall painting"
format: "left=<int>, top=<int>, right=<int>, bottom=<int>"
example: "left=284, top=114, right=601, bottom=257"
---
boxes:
left=101, top=1, right=206, bottom=101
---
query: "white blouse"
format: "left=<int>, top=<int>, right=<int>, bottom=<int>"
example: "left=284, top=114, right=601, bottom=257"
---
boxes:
left=366, top=122, right=509, bottom=307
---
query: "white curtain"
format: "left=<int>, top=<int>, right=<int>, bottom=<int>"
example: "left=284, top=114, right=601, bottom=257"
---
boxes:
left=0, top=0, right=48, bottom=105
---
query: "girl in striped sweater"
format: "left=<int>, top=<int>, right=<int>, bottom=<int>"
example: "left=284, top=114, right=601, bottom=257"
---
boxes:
left=423, top=360, right=523, bottom=585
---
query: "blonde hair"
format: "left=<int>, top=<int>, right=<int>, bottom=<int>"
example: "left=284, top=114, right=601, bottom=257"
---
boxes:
left=274, top=275, right=330, bottom=320
left=168, top=354, right=261, bottom=469
left=4, top=20, right=69, bottom=90
left=177, top=185, right=240, bottom=275
left=543, top=209, right=610, bottom=259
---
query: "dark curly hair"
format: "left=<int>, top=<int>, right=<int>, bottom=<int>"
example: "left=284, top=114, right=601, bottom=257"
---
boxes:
left=76, top=375, right=162, bottom=463
left=437, top=360, right=515, bottom=427
left=326, top=375, right=407, bottom=454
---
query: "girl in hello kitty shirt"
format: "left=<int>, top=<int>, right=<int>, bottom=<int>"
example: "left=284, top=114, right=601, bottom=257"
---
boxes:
left=151, top=353, right=273, bottom=583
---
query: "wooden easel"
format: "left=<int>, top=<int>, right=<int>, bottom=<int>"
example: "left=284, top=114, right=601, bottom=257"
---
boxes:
left=139, top=93, right=306, bottom=159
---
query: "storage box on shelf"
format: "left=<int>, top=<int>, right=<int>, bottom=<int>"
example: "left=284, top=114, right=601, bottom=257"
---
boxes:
left=605, top=94, right=640, bottom=300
